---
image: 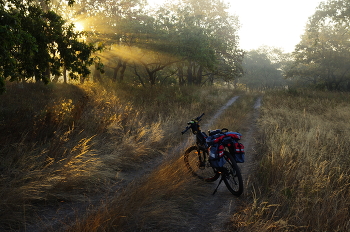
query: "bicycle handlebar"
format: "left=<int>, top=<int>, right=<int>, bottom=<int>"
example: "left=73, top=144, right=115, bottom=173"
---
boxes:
left=181, top=127, right=190, bottom=135
left=195, top=113, right=205, bottom=121
left=181, top=113, right=205, bottom=135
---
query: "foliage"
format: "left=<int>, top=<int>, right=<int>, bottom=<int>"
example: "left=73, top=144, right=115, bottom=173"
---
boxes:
left=156, top=0, right=243, bottom=85
left=1, top=0, right=243, bottom=89
left=286, top=0, right=350, bottom=90
left=0, top=0, right=97, bottom=93
left=71, top=0, right=243, bottom=86
left=239, top=46, right=289, bottom=90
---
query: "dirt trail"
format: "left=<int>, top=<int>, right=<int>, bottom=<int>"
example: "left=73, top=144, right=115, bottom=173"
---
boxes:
left=26, top=95, right=262, bottom=232
left=185, top=96, right=262, bottom=232
left=204, top=96, right=240, bottom=128
left=168, top=96, right=241, bottom=165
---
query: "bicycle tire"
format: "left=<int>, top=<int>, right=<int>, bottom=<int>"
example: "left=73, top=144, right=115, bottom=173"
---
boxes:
left=222, top=151, right=243, bottom=196
left=184, top=145, right=220, bottom=182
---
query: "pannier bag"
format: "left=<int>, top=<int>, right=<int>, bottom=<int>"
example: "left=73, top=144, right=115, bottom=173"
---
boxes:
left=209, top=144, right=226, bottom=168
left=206, top=130, right=245, bottom=166
left=233, top=142, right=245, bottom=163
left=206, top=131, right=242, bottom=145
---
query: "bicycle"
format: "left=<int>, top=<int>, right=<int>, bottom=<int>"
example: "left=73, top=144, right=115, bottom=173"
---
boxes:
left=182, top=113, right=243, bottom=196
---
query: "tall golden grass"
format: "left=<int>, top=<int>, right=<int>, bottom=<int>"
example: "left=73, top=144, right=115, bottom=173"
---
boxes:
left=0, top=81, right=239, bottom=230
left=5, top=84, right=349, bottom=231
left=65, top=93, right=259, bottom=232
left=232, top=90, right=350, bottom=231
left=210, top=94, right=259, bottom=132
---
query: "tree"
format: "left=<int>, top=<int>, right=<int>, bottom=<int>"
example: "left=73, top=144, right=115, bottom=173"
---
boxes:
left=0, top=0, right=97, bottom=93
left=286, top=0, right=350, bottom=90
left=67, top=0, right=146, bottom=83
left=31, top=0, right=243, bottom=87
left=239, top=47, right=288, bottom=90
left=153, top=0, right=243, bottom=86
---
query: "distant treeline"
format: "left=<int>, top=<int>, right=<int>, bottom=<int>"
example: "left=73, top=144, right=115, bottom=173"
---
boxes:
left=1, top=0, right=350, bottom=91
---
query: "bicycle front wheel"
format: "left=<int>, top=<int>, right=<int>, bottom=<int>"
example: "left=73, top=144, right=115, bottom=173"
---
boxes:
left=184, top=145, right=220, bottom=182
left=222, top=151, right=243, bottom=196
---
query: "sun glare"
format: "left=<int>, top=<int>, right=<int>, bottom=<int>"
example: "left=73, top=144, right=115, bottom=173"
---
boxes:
left=74, top=22, right=85, bottom=32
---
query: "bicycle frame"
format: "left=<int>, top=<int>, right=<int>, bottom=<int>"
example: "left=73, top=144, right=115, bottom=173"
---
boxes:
left=181, top=113, right=208, bottom=148
left=182, top=113, right=244, bottom=196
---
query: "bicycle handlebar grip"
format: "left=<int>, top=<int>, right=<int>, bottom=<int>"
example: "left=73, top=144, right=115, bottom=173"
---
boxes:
left=181, top=113, right=204, bottom=134
left=181, top=126, right=190, bottom=134
left=197, top=113, right=205, bottom=120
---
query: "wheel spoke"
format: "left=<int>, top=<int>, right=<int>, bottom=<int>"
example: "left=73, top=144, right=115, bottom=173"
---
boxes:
left=184, top=146, right=220, bottom=182
left=222, top=151, right=243, bottom=196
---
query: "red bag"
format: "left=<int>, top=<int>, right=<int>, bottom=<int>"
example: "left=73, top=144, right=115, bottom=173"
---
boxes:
left=234, top=142, right=245, bottom=163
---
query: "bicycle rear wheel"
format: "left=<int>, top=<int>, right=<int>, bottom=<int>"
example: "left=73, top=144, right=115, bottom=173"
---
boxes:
left=222, top=151, right=243, bottom=196
left=184, top=145, right=220, bottom=182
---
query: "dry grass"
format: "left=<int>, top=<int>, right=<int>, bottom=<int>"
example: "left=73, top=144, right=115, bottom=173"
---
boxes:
left=65, top=93, right=259, bottom=232
left=7, top=84, right=349, bottom=231
left=67, top=156, right=200, bottom=232
left=231, top=90, right=350, bottom=231
left=0, top=81, right=239, bottom=230
left=210, top=93, right=260, bottom=133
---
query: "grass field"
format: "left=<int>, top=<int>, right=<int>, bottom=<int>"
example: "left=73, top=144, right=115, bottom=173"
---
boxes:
left=1, top=82, right=349, bottom=231
left=0, top=81, right=240, bottom=230
left=232, top=90, right=350, bottom=231
left=66, top=91, right=260, bottom=232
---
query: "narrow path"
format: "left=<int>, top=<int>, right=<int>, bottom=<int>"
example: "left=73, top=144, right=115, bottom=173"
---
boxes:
left=168, top=96, right=241, bottom=161
left=186, top=96, right=262, bottom=232
left=26, top=95, right=260, bottom=232
left=241, top=96, right=262, bottom=178
left=204, top=96, right=240, bottom=128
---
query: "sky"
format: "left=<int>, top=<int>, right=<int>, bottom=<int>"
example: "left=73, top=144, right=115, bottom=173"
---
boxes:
left=148, top=0, right=325, bottom=53
left=228, top=0, right=324, bottom=53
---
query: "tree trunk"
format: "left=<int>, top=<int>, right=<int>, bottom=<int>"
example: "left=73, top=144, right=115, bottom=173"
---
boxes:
left=93, top=63, right=102, bottom=83
left=120, top=61, right=127, bottom=82
left=187, top=62, right=193, bottom=85
left=177, top=64, right=185, bottom=86
left=133, top=63, right=146, bottom=87
left=112, top=60, right=127, bottom=82
left=40, top=63, right=50, bottom=84
left=112, top=61, right=122, bottom=82
left=209, top=73, right=214, bottom=85
left=63, top=66, right=67, bottom=83
left=52, top=74, right=59, bottom=83
left=196, top=65, right=203, bottom=86
left=148, top=70, right=156, bottom=85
